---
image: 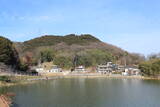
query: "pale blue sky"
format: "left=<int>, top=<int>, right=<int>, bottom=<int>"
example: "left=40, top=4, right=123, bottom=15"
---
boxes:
left=0, top=0, right=160, bottom=55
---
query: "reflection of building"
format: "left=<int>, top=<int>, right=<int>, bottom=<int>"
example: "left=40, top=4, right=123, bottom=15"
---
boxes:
left=75, top=66, right=86, bottom=72
left=49, top=65, right=62, bottom=73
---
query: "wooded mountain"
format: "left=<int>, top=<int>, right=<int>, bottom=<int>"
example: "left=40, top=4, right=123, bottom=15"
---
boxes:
left=14, top=34, right=144, bottom=68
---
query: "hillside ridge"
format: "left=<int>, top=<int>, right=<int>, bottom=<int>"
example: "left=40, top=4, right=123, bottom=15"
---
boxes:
left=13, top=34, right=144, bottom=68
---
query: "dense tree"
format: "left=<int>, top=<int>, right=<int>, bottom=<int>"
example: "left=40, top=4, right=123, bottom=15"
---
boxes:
left=55, top=49, right=115, bottom=69
left=54, top=56, right=73, bottom=69
left=76, top=55, right=93, bottom=67
left=0, top=36, right=19, bottom=66
left=0, top=36, right=30, bottom=72
left=139, top=59, right=160, bottom=76
left=40, top=49, right=55, bottom=63
left=18, top=62, right=29, bottom=71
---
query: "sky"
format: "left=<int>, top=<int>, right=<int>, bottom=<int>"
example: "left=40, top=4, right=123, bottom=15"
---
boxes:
left=0, top=0, right=160, bottom=56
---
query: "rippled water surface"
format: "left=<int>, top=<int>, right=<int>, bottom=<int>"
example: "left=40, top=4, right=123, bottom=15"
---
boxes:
left=1, top=78, right=160, bottom=107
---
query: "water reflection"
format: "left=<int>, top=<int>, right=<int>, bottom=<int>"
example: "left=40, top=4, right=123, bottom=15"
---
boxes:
left=0, top=78, right=160, bottom=107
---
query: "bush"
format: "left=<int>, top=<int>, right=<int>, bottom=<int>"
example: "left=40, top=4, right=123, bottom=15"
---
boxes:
left=139, top=59, right=160, bottom=76
left=40, top=49, right=55, bottom=63
left=0, top=76, right=10, bottom=82
left=18, top=62, right=29, bottom=71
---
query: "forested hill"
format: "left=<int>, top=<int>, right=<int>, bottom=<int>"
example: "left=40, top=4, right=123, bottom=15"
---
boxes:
left=13, top=34, right=144, bottom=68
left=16, top=34, right=100, bottom=52
left=25, top=34, right=100, bottom=46
left=15, top=34, right=125, bottom=55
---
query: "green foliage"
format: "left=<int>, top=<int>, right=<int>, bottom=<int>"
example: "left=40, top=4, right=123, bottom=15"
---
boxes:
left=18, top=62, right=29, bottom=71
left=40, top=49, right=55, bottom=63
left=0, top=36, right=19, bottom=65
left=88, top=49, right=115, bottom=64
left=139, top=59, right=160, bottom=76
left=54, top=56, right=73, bottom=69
left=54, top=49, right=115, bottom=68
left=0, top=36, right=29, bottom=72
left=23, top=34, right=100, bottom=51
left=76, top=55, right=93, bottom=67
left=75, top=49, right=114, bottom=67
left=0, top=76, right=10, bottom=82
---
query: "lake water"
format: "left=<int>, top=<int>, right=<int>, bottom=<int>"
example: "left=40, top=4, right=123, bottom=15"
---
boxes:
left=1, top=78, right=160, bottom=107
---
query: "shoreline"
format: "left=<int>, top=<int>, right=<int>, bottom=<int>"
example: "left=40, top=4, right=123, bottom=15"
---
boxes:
left=23, top=74, right=160, bottom=82
left=0, top=73, right=160, bottom=107
left=0, top=73, right=160, bottom=88
left=62, top=75, right=160, bottom=80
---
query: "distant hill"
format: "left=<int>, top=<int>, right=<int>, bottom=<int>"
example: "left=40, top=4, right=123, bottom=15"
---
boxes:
left=14, top=34, right=144, bottom=68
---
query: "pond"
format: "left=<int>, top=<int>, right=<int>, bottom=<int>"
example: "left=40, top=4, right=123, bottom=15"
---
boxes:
left=1, top=78, right=160, bottom=107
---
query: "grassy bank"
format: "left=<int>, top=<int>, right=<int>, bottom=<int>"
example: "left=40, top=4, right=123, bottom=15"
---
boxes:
left=0, top=75, right=41, bottom=87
